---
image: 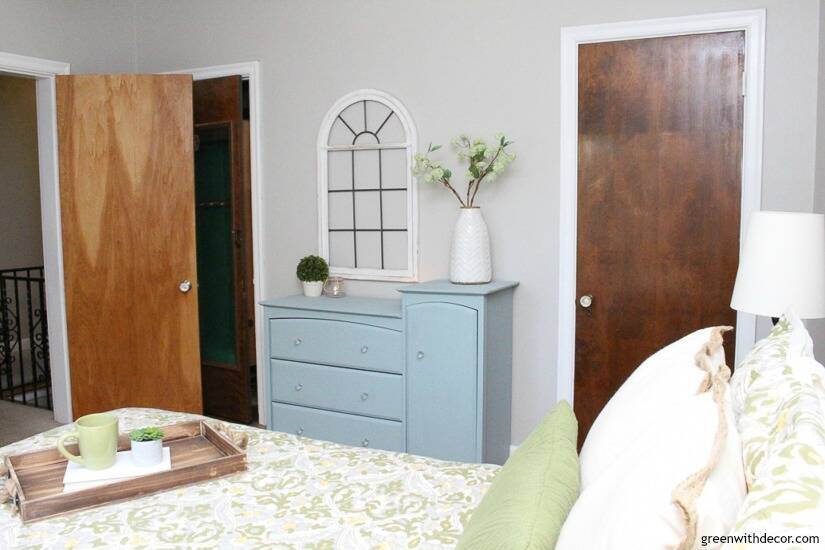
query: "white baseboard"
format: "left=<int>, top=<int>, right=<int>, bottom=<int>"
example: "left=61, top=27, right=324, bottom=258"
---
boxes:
left=509, top=444, right=518, bottom=457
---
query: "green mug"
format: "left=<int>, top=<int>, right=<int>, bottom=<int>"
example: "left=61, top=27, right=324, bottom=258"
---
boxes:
left=57, top=413, right=119, bottom=470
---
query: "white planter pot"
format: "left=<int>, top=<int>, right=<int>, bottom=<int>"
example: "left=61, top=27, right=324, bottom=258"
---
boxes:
left=302, top=280, right=324, bottom=297
left=450, top=207, right=492, bottom=284
left=130, top=439, right=163, bottom=467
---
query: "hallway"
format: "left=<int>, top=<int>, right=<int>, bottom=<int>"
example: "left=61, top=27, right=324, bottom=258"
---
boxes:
left=0, top=399, right=60, bottom=447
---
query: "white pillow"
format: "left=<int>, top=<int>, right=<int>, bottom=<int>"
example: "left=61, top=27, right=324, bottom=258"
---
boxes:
left=580, top=327, right=730, bottom=487
left=557, top=376, right=745, bottom=550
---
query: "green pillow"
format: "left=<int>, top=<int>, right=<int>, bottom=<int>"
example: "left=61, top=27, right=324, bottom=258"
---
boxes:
left=457, top=401, right=580, bottom=550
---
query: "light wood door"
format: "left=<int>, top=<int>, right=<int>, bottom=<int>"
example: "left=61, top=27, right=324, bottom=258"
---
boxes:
left=575, top=32, right=744, bottom=447
left=57, top=75, right=202, bottom=418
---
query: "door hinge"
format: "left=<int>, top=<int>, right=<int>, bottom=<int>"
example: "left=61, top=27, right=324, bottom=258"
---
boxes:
left=741, top=71, right=747, bottom=96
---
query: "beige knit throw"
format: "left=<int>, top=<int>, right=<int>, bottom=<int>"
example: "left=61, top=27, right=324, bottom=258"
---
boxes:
left=693, top=326, right=733, bottom=394
left=673, top=362, right=732, bottom=550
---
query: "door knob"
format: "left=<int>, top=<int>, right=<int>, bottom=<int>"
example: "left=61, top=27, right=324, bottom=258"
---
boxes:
left=579, top=294, right=593, bottom=308
left=179, top=280, right=192, bottom=293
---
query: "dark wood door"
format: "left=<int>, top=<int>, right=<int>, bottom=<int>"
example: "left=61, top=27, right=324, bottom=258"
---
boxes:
left=193, top=76, right=256, bottom=423
left=57, top=75, right=202, bottom=418
left=575, top=32, right=744, bottom=446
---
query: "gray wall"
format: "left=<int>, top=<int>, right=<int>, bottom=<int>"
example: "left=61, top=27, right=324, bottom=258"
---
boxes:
left=0, top=75, right=42, bottom=270
left=131, top=0, right=823, bottom=443
left=811, top=0, right=825, bottom=354
left=0, top=0, right=135, bottom=73
left=1, top=0, right=823, bottom=442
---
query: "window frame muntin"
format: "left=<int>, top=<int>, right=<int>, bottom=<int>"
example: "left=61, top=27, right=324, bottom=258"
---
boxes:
left=317, top=89, right=419, bottom=281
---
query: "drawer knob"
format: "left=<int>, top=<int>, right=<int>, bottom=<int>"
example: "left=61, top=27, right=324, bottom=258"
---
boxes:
left=360, top=392, right=369, bottom=401
left=294, top=383, right=303, bottom=392
left=416, top=351, right=425, bottom=360
left=296, top=427, right=304, bottom=436
left=361, top=438, right=370, bottom=447
left=361, top=345, right=369, bottom=354
left=294, top=338, right=302, bottom=346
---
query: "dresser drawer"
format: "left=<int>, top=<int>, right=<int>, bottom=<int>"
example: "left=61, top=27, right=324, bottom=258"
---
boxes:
left=271, top=359, right=403, bottom=420
left=269, top=318, right=402, bottom=373
left=270, top=402, right=405, bottom=452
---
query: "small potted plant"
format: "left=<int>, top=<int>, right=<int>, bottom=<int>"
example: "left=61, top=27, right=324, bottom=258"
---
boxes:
left=129, top=426, right=165, bottom=467
left=296, top=255, right=329, bottom=297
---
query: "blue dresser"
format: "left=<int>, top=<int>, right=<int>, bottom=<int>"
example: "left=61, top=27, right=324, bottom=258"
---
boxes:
left=262, top=279, right=517, bottom=464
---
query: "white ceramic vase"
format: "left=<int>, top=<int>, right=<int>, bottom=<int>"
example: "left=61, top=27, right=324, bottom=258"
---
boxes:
left=450, top=207, right=492, bottom=284
left=130, top=439, right=163, bottom=467
left=302, top=281, right=324, bottom=297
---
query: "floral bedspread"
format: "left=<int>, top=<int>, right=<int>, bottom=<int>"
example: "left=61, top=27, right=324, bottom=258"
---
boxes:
left=0, top=408, right=498, bottom=549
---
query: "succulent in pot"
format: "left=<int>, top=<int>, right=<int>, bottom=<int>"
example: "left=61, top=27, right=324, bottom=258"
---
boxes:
left=128, top=426, right=165, bottom=467
left=296, top=255, right=329, bottom=297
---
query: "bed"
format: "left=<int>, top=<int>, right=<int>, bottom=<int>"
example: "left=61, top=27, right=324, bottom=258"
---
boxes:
left=4, top=315, right=822, bottom=550
left=0, top=408, right=498, bottom=549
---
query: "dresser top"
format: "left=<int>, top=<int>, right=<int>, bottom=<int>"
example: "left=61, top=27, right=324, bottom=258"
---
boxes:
left=260, top=295, right=402, bottom=319
left=397, top=279, right=519, bottom=296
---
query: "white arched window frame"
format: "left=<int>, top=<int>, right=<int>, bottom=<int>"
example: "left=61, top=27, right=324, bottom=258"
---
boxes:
left=317, top=89, right=418, bottom=281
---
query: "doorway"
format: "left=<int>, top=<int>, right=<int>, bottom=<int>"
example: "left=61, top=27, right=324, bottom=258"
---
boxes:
left=557, top=10, right=766, bottom=446
left=0, top=55, right=266, bottom=426
left=0, top=73, right=53, bottom=414
left=168, top=62, right=266, bottom=425
left=0, top=53, right=71, bottom=424
left=0, top=74, right=47, bottom=408
left=193, top=76, right=257, bottom=424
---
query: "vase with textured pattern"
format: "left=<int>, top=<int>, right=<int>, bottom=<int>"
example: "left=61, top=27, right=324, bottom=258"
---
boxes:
left=450, top=207, right=492, bottom=284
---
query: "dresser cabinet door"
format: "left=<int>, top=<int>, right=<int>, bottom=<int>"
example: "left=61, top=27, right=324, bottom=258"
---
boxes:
left=406, top=302, right=478, bottom=462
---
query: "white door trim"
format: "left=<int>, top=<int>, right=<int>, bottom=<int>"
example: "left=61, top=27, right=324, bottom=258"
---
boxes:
left=163, top=62, right=268, bottom=425
left=0, top=51, right=72, bottom=422
left=557, top=9, right=765, bottom=405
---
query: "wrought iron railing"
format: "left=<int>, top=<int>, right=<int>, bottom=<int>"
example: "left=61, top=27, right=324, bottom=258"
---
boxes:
left=0, top=266, right=51, bottom=410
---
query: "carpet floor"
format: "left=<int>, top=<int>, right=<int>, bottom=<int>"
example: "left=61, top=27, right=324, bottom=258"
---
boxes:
left=0, top=400, right=61, bottom=447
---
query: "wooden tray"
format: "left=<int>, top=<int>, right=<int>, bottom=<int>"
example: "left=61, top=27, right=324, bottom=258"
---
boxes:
left=2, top=420, right=248, bottom=523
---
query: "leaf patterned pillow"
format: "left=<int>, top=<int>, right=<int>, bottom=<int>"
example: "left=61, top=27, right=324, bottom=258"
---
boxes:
left=729, top=312, right=814, bottom=482
left=723, top=313, right=824, bottom=549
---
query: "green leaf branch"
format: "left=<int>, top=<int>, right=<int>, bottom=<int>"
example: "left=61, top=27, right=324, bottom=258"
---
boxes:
left=412, top=133, right=516, bottom=208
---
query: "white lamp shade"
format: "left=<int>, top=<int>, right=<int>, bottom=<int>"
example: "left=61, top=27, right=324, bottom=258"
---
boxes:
left=731, top=211, right=825, bottom=319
